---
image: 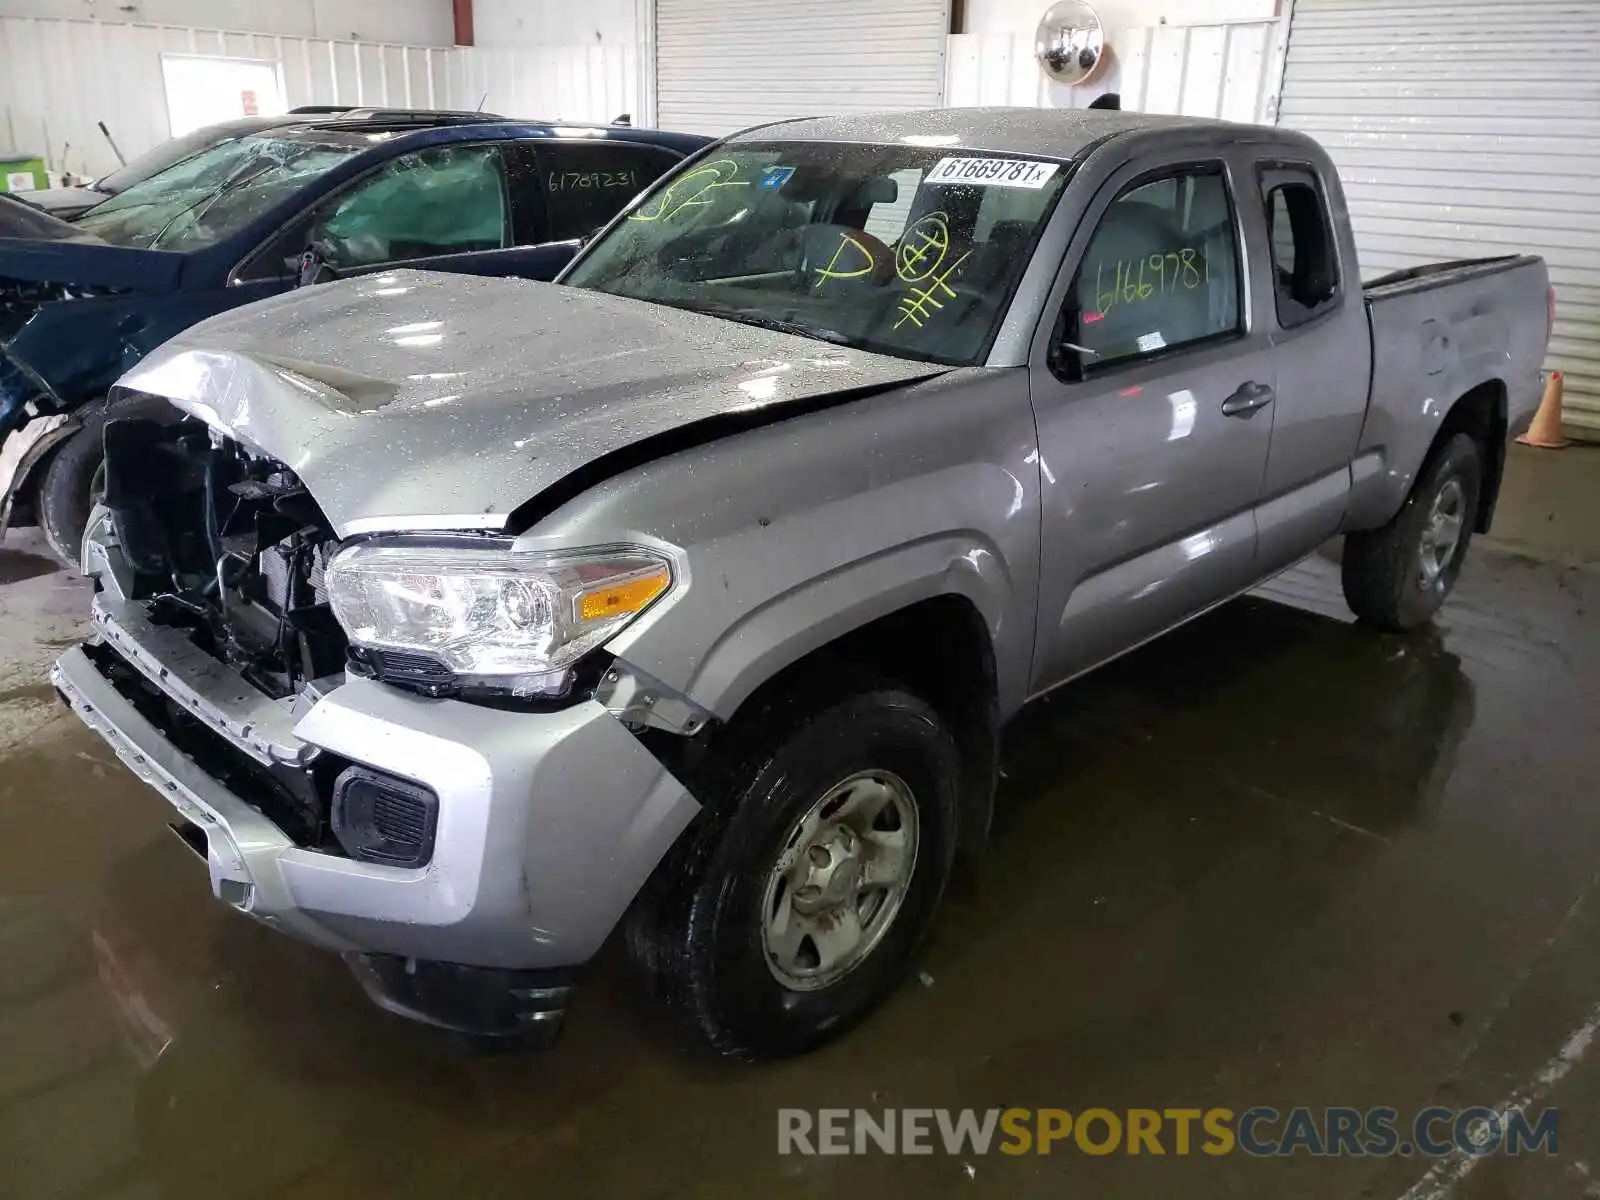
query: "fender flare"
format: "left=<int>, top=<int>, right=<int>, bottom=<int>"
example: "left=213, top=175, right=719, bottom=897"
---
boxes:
left=1346, top=375, right=1509, bottom=534
left=675, top=533, right=1017, bottom=722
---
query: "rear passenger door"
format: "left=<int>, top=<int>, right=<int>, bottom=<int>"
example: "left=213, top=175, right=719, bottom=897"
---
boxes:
left=1029, top=157, right=1277, bottom=692
left=1250, top=160, right=1373, bottom=572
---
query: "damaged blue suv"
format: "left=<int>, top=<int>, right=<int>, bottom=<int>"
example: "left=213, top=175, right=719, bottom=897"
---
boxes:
left=0, top=109, right=708, bottom=563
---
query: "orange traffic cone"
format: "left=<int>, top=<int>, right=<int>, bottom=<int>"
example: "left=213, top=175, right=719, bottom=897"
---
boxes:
left=1517, top=371, right=1570, bottom=449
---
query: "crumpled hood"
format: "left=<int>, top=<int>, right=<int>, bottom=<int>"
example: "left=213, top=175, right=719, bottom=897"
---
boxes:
left=120, top=269, right=943, bottom=536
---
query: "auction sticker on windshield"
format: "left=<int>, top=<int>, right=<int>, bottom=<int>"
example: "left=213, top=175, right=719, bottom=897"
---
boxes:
left=925, top=157, right=1059, bottom=188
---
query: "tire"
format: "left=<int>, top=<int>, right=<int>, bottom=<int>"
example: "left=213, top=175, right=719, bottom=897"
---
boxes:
left=1342, top=432, right=1483, bottom=631
left=36, top=394, right=172, bottom=568
left=626, top=681, right=961, bottom=1059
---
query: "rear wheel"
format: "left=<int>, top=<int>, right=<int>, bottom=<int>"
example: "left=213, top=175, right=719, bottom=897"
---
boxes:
left=626, top=681, right=960, bottom=1059
left=1342, top=432, right=1483, bottom=630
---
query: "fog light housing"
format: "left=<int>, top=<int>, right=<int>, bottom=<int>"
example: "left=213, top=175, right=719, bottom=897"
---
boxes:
left=331, top=766, right=439, bottom=868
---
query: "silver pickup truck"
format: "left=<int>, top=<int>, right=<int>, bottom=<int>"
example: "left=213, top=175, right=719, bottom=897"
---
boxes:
left=52, top=108, right=1551, bottom=1058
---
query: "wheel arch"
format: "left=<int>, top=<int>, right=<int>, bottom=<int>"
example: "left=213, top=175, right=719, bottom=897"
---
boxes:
left=681, top=587, right=1003, bottom=856
left=1347, top=374, right=1509, bottom=534
left=1434, top=378, right=1507, bottom=532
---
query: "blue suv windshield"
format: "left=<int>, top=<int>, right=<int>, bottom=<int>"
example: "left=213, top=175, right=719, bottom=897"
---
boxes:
left=74, top=133, right=366, bottom=251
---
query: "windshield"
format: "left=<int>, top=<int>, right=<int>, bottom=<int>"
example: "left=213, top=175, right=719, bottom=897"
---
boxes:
left=74, top=133, right=364, bottom=251
left=94, top=122, right=259, bottom=196
left=563, top=142, right=1070, bottom=366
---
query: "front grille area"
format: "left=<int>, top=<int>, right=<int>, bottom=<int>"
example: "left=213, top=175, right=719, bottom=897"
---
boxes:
left=85, top=640, right=348, bottom=852
left=100, top=409, right=348, bottom=700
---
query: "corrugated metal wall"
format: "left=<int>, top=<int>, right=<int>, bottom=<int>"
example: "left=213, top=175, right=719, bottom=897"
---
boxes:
left=0, top=16, right=450, bottom=180
left=656, top=0, right=952, bottom=137
left=944, top=21, right=1282, bottom=122
left=1278, top=0, right=1599, bottom=437
left=446, top=44, right=642, bottom=127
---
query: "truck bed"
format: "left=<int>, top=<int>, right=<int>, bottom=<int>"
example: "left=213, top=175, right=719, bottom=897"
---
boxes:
left=1363, top=254, right=1540, bottom=298
left=1345, top=253, right=1551, bottom=533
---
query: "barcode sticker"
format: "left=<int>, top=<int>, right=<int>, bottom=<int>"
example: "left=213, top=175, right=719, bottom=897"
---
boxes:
left=924, top=157, right=1060, bottom=189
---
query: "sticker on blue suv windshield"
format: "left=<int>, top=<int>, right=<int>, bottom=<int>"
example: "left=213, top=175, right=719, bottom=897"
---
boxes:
left=759, top=166, right=796, bottom=190
left=925, top=157, right=1059, bottom=189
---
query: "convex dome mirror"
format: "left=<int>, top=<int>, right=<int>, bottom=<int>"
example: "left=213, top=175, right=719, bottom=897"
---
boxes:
left=1035, top=0, right=1107, bottom=86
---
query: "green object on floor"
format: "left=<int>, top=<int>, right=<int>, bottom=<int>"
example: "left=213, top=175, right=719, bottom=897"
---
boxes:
left=0, top=155, right=48, bottom=194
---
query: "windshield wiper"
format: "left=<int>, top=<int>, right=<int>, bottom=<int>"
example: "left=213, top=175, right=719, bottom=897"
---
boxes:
left=148, top=158, right=277, bottom=248
left=671, top=301, right=852, bottom=347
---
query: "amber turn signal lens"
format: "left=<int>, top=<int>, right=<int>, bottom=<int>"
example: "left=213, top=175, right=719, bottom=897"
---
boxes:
left=577, top=566, right=671, bottom=622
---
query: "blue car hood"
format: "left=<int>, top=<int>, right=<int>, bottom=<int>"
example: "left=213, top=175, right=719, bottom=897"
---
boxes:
left=0, top=238, right=183, bottom=291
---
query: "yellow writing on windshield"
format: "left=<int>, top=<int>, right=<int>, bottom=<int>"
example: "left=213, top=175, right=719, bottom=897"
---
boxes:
left=896, top=212, right=952, bottom=282
left=629, top=159, right=747, bottom=223
left=896, top=251, right=971, bottom=328
left=1093, top=248, right=1208, bottom=313
left=893, top=212, right=971, bottom=328
left=814, top=233, right=880, bottom=288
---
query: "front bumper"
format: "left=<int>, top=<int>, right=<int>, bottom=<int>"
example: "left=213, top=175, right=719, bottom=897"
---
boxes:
left=53, top=582, right=699, bottom=1035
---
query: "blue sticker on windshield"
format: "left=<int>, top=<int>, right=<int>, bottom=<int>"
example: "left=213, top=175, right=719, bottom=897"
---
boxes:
left=759, top=166, right=796, bottom=190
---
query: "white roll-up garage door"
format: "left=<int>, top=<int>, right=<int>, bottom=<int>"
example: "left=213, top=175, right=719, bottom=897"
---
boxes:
left=1278, top=0, right=1600, bottom=436
left=655, top=0, right=951, bottom=138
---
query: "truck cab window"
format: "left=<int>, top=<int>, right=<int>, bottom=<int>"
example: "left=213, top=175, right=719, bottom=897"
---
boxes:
left=1263, top=171, right=1339, bottom=327
left=1054, top=167, right=1242, bottom=379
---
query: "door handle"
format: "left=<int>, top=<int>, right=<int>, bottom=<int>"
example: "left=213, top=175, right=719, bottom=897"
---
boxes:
left=1221, top=381, right=1274, bottom=418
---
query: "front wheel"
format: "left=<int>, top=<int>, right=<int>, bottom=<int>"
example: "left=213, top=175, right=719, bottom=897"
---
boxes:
left=626, top=682, right=960, bottom=1059
left=1342, top=432, right=1483, bottom=630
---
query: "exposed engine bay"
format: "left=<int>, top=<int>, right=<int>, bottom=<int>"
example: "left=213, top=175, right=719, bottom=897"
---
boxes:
left=101, top=409, right=347, bottom=701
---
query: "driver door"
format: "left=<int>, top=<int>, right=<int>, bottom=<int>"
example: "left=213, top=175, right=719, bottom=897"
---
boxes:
left=1028, top=156, right=1276, bottom=692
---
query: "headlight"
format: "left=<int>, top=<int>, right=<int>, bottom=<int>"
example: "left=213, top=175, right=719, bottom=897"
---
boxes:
left=325, top=541, right=674, bottom=695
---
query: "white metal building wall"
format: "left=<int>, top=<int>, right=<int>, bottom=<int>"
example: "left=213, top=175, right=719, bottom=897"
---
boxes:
left=1277, top=0, right=1600, bottom=436
left=655, top=0, right=952, bottom=137
left=0, top=16, right=450, bottom=180
left=446, top=43, right=642, bottom=127
left=944, top=21, right=1283, bottom=123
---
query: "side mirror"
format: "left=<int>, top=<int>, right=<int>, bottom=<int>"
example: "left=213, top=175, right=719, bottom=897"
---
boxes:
left=1048, top=306, right=1095, bottom=382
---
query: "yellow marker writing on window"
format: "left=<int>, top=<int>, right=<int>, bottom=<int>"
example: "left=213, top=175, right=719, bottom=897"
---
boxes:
left=630, top=159, right=747, bottom=223
left=1093, top=246, right=1209, bottom=313
left=896, top=251, right=971, bottom=328
left=896, top=212, right=951, bottom=283
left=814, top=234, right=879, bottom=289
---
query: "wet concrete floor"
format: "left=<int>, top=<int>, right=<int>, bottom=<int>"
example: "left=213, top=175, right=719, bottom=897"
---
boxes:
left=1, top=457, right=1598, bottom=1199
